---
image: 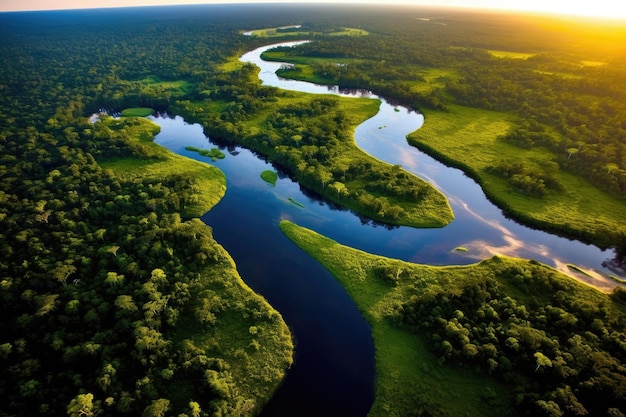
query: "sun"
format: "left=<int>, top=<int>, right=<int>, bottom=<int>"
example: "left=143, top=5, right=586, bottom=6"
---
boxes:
left=492, top=0, right=626, bottom=20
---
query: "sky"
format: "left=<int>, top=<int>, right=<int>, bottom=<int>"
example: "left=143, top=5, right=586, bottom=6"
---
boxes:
left=1, top=0, right=626, bottom=20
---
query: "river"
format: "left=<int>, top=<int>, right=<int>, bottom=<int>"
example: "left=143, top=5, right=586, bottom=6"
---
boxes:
left=150, top=41, right=625, bottom=417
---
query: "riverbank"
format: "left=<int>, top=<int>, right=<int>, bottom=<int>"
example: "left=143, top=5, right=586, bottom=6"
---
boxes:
left=99, top=116, right=226, bottom=217
left=98, top=115, right=294, bottom=415
left=261, top=45, right=626, bottom=251
left=173, top=88, right=454, bottom=228
left=408, top=105, right=626, bottom=249
left=280, top=220, right=626, bottom=417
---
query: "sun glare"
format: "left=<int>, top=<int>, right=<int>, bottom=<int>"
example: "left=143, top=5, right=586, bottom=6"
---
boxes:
left=505, top=0, right=626, bottom=19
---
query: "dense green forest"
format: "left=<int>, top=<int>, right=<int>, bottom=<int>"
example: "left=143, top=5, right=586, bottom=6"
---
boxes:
left=172, top=77, right=454, bottom=228
left=281, top=220, right=626, bottom=417
left=0, top=6, right=303, bottom=416
left=263, top=10, right=626, bottom=249
left=1, top=4, right=625, bottom=417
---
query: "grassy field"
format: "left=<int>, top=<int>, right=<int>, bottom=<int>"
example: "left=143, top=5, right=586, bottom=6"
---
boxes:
left=99, top=117, right=226, bottom=217
left=138, top=76, right=192, bottom=93
left=98, top=116, right=293, bottom=413
left=487, top=50, right=535, bottom=59
left=121, top=107, right=154, bottom=117
left=279, top=220, right=626, bottom=417
left=279, top=220, right=522, bottom=417
left=408, top=104, right=626, bottom=247
left=243, top=26, right=368, bottom=38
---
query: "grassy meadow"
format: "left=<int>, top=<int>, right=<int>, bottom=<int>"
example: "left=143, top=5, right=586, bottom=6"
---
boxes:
left=243, top=26, right=368, bottom=38
left=98, top=117, right=226, bottom=217
left=408, top=104, right=626, bottom=246
left=97, top=115, right=293, bottom=413
left=279, top=220, right=519, bottom=417
left=279, top=220, right=626, bottom=417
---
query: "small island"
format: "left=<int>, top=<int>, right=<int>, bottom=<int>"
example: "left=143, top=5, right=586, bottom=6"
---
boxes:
left=260, top=169, right=278, bottom=185
left=185, top=145, right=226, bottom=162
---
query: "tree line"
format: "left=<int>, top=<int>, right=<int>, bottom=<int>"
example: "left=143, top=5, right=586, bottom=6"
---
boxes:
left=0, top=7, right=299, bottom=416
left=391, top=259, right=626, bottom=416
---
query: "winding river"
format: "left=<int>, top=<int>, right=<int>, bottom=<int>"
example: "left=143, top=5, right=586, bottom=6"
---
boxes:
left=151, top=41, right=625, bottom=416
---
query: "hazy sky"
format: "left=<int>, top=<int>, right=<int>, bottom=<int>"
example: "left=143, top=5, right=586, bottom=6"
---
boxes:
left=1, top=0, right=625, bottom=20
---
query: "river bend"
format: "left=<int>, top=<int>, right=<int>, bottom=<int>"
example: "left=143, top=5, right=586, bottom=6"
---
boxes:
left=150, top=41, right=625, bottom=417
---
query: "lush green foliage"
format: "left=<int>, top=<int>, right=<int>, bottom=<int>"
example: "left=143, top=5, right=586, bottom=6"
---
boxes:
left=263, top=9, right=626, bottom=249
left=407, top=105, right=626, bottom=248
left=280, top=220, right=626, bottom=417
left=0, top=7, right=302, bottom=416
left=260, top=170, right=278, bottom=185
left=174, top=76, right=454, bottom=228
left=244, top=23, right=368, bottom=38
left=120, top=107, right=155, bottom=117
left=185, top=146, right=226, bottom=162
left=2, top=4, right=626, bottom=416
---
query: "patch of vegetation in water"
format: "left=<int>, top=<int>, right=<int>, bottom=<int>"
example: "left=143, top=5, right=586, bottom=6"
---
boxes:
left=121, top=107, right=155, bottom=117
left=288, top=197, right=305, bottom=208
left=260, top=169, right=278, bottom=185
left=185, top=145, right=226, bottom=162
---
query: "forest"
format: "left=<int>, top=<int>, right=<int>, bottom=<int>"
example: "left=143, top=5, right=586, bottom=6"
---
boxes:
left=0, top=6, right=302, bottom=417
left=262, top=11, right=626, bottom=249
left=281, top=220, right=626, bottom=417
left=1, top=3, right=625, bottom=417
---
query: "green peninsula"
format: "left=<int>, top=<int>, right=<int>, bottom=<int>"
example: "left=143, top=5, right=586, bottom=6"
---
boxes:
left=280, top=220, right=626, bottom=417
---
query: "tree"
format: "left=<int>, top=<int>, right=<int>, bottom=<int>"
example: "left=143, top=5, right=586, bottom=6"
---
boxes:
left=534, top=352, right=552, bottom=372
left=115, top=295, right=138, bottom=312
left=291, top=134, right=303, bottom=147
left=53, top=264, right=77, bottom=286
left=67, top=393, right=100, bottom=417
left=142, top=399, right=170, bottom=417
left=105, top=272, right=124, bottom=287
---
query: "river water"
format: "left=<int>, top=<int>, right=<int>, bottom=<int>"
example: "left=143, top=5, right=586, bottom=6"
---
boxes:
left=150, top=41, right=625, bottom=417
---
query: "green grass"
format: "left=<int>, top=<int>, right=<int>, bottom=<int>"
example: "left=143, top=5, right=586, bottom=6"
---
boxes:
left=98, top=117, right=226, bottom=217
left=260, top=169, right=278, bottom=185
left=279, top=220, right=523, bottom=417
left=185, top=145, right=226, bottom=162
left=407, top=104, right=626, bottom=247
left=243, top=26, right=368, bottom=38
left=138, top=76, right=192, bottom=93
left=97, top=116, right=293, bottom=413
left=279, top=220, right=625, bottom=417
left=288, top=197, right=305, bottom=208
left=121, top=107, right=154, bottom=117
left=487, top=50, right=535, bottom=59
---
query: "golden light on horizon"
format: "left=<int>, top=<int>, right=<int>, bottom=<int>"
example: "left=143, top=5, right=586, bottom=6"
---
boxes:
left=488, top=0, right=626, bottom=20
left=2, top=0, right=626, bottom=21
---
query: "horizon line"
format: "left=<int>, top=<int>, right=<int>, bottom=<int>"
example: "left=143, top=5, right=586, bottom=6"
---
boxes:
left=1, top=1, right=626, bottom=22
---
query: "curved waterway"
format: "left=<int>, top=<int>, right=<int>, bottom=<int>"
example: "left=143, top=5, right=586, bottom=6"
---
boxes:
left=151, top=41, right=625, bottom=417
